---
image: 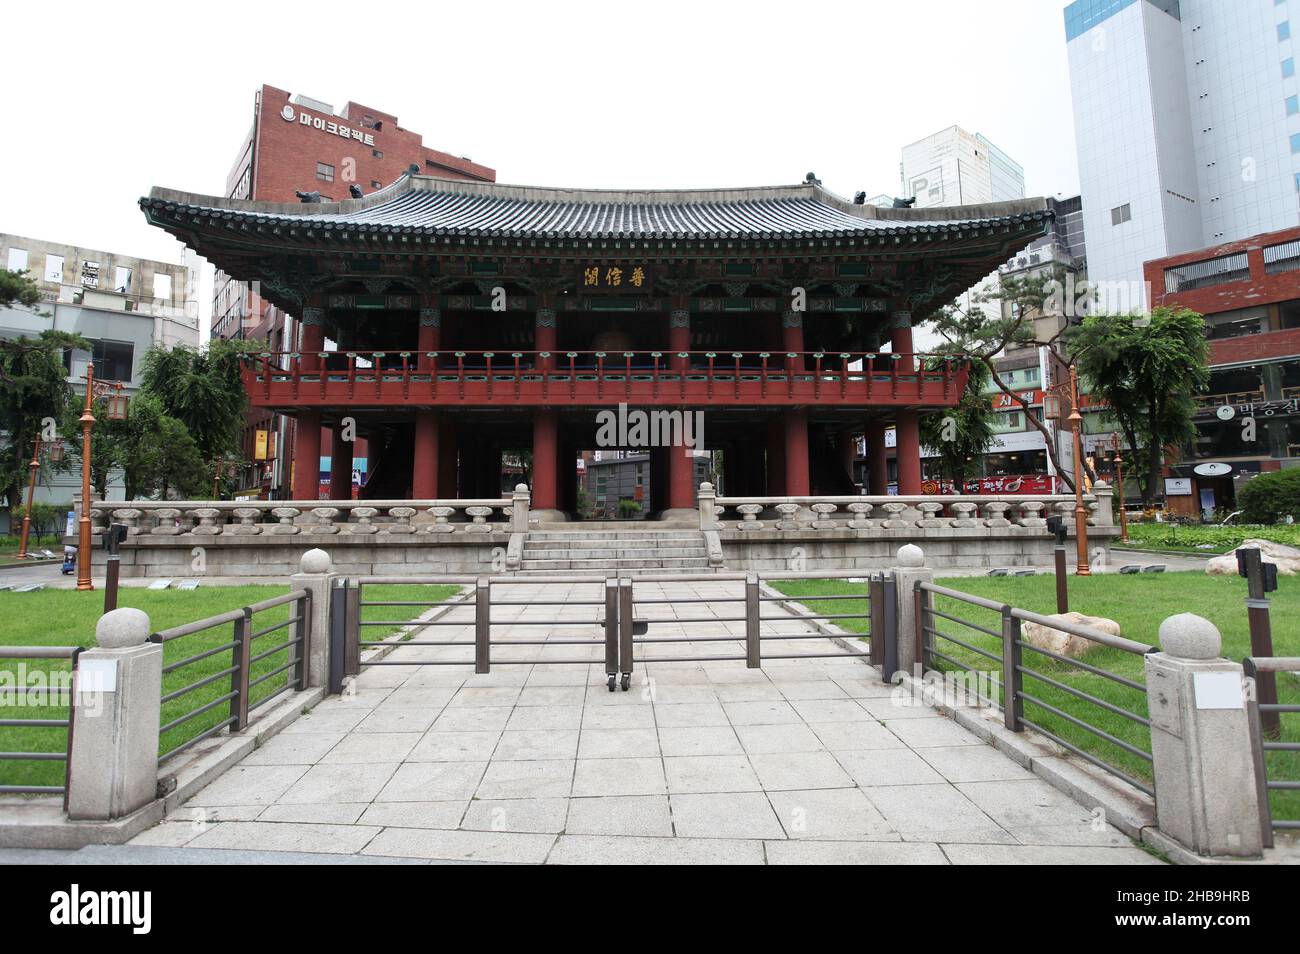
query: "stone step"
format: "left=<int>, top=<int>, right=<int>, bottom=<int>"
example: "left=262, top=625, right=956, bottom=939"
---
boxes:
left=533, top=520, right=697, bottom=531
left=522, top=547, right=709, bottom=561
left=528, top=530, right=702, bottom=541
left=520, top=556, right=713, bottom=571
left=525, top=539, right=707, bottom=553
left=512, top=565, right=718, bottom=577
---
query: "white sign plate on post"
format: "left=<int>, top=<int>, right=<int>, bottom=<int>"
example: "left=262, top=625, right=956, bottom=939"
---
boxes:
left=77, top=658, right=118, bottom=695
left=1193, top=672, right=1244, bottom=710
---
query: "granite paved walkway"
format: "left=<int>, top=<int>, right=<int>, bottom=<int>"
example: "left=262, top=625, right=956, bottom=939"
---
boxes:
left=126, top=579, right=1161, bottom=865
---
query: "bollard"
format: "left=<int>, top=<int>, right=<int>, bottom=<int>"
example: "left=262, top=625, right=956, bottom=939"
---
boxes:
left=290, top=548, right=336, bottom=688
left=891, top=544, right=932, bottom=681
left=66, top=608, right=162, bottom=821
left=1145, top=613, right=1263, bottom=858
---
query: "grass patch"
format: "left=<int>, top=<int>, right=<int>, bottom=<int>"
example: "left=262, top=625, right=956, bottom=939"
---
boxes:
left=1115, top=522, right=1300, bottom=555
left=0, top=582, right=462, bottom=791
left=769, top=571, right=1300, bottom=821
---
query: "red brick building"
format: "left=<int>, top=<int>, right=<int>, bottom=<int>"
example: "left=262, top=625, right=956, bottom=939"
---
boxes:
left=1144, top=226, right=1300, bottom=515
left=211, top=85, right=495, bottom=496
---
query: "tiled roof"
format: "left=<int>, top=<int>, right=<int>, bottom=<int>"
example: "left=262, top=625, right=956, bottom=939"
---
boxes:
left=140, top=176, right=1052, bottom=243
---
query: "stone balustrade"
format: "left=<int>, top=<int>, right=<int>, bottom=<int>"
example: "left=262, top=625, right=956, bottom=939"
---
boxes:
left=90, top=496, right=526, bottom=538
left=706, top=484, right=1112, bottom=534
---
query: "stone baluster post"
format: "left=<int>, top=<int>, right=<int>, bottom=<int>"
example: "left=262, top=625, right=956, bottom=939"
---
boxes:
left=697, top=481, right=717, bottom=530
left=1145, top=613, right=1263, bottom=858
left=891, top=544, right=933, bottom=681
left=290, top=548, right=339, bottom=688
left=66, top=608, right=162, bottom=821
left=511, top=483, right=531, bottom=532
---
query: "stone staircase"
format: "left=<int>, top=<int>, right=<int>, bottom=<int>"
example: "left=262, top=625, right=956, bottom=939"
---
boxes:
left=519, top=523, right=715, bottom=574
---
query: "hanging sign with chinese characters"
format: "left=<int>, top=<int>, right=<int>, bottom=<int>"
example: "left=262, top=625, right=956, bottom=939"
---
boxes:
left=581, top=265, right=651, bottom=292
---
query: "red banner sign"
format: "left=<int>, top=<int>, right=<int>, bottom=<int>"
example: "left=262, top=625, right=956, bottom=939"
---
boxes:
left=921, top=475, right=1057, bottom=495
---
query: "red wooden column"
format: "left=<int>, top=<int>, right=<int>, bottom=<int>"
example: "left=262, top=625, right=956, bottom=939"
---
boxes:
left=417, top=304, right=441, bottom=368
left=865, top=420, right=889, bottom=495
left=668, top=444, right=695, bottom=511
left=438, top=423, right=459, bottom=499
left=533, top=408, right=559, bottom=511
left=412, top=410, right=439, bottom=498
left=891, top=311, right=923, bottom=494
left=782, top=310, right=804, bottom=371
left=535, top=303, right=557, bottom=369
left=784, top=407, right=810, bottom=496
left=292, top=411, right=321, bottom=501
left=329, top=426, right=353, bottom=501
left=300, top=300, right=325, bottom=371
left=765, top=417, right=786, bottom=495
left=668, top=300, right=690, bottom=370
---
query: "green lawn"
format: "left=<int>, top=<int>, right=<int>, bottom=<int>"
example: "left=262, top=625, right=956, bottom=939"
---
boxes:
left=0, top=582, right=463, bottom=792
left=769, top=571, right=1300, bottom=822
left=1115, top=522, right=1300, bottom=555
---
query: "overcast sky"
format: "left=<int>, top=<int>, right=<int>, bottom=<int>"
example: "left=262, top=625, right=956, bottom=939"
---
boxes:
left=2, top=0, right=1079, bottom=335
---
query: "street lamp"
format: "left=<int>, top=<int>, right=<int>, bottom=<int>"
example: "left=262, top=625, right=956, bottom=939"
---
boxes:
left=16, top=436, right=43, bottom=560
left=76, top=363, right=96, bottom=591
left=1109, top=431, right=1129, bottom=543
left=1044, top=363, right=1091, bottom=576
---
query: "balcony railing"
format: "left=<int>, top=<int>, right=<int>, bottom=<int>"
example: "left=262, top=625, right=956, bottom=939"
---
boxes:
left=240, top=350, right=970, bottom=408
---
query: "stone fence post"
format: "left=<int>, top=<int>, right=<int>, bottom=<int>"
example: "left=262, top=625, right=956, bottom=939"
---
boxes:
left=697, top=482, right=717, bottom=530
left=1092, top=480, right=1114, bottom=527
left=1145, top=613, right=1263, bottom=858
left=290, top=548, right=339, bottom=688
left=511, top=483, right=531, bottom=532
left=66, top=608, right=162, bottom=821
left=890, top=544, right=932, bottom=681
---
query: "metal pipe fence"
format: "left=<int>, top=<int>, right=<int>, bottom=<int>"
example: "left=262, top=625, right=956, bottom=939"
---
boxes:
left=1244, top=655, right=1300, bottom=847
left=915, top=580, right=1157, bottom=796
left=0, top=646, right=81, bottom=802
left=151, top=589, right=310, bottom=765
left=330, top=572, right=882, bottom=694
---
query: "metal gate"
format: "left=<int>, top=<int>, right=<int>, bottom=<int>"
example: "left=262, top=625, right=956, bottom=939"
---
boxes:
left=329, top=571, right=895, bottom=694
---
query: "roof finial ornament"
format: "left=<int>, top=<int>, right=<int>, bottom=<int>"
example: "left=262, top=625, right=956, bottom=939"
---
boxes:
left=804, top=171, right=822, bottom=186
left=294, top=190, right=322, bottom=204
left=892, top=196, right=917, bottom=208
left=853, top=191, right=866, bottom=205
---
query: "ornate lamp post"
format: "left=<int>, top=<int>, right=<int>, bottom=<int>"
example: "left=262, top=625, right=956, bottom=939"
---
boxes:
left=16, top=436, right=43, bottom=560
left=74, top=369, right=128, bottom=591
left=76, top=363, right=96, bottom=591
left=1110, top=431, right=1129, bottom=543
left=1044, top=363, right=1091, bottom=576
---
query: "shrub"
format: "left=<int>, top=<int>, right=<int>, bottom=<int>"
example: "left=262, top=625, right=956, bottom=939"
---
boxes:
left=1238, top=469, right=1300, bottom=525
left=617, top=498, right=642, bottom=519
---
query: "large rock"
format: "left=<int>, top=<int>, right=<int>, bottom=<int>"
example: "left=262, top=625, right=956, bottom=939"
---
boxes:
left=1021, top=612, right=1122, bottom=659
left=1205, top=539, right=1300, bottom=577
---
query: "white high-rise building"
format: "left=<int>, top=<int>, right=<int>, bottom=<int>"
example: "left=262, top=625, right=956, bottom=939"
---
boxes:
left=901, top=126, right=1026, bottom=210
left=1065, top=0, right=1300, bottom=307
left=901, top=126, right=1026, bottom=326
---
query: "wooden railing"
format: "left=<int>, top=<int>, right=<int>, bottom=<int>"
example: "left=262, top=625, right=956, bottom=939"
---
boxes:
left=240, top=350, right=970, bottom=408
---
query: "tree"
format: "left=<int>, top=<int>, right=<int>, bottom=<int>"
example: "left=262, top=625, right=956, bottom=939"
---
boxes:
left=1238, top=468, right=1300, bottom=524
left=927, top=267, right=1091, bottom=490
left=1, top=270, right=88, bottom=508
left=139, top=340, right=252, bottom=462
left=62, top=393, right=209, bottom=501
left=918, top=358, right=996, bottom=488
left=1067, top=307, right=1209, bottom=507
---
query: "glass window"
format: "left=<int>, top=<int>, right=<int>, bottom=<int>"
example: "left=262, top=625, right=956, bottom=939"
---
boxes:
left=316, top=161, right=335, bottom=182
left=1291, top=133, right=1300, bottom=154
left=1110, top=203, right=1131, bottom=225
left=43, top=254, right=64, bottom=283
left=1288, top=95, right=1299, bottom=115
left=152, top=273, right=172, bottom=300
left=1284, top=58, right=1295, bottom=78
left=113, top=265, right=132, bottom=293
left=6, top=247, right=28, bottom=271
left=1281, top=21, right=1291, bottom=40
